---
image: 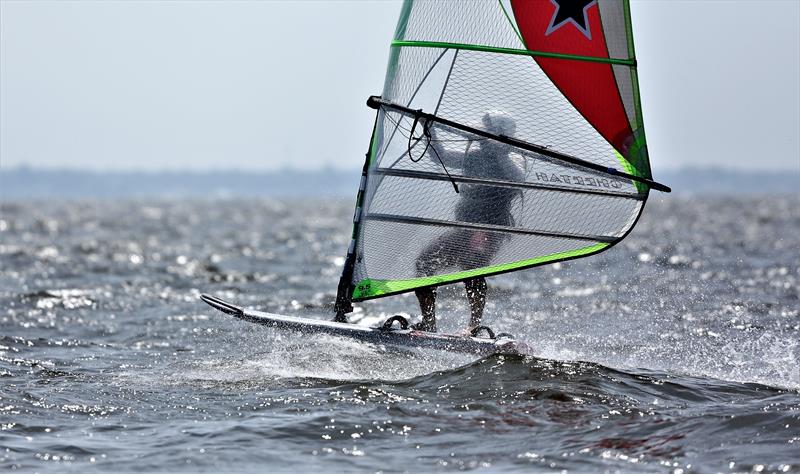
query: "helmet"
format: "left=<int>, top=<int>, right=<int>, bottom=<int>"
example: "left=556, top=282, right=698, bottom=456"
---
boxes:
left=482, top=111, right=516, bottom=137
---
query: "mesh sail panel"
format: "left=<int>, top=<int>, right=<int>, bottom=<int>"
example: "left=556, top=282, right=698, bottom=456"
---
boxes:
left=350, top=113, right=644, bottom=299
left=347, top=0, right=653, bottom=301
left=510, top=0, right=651, bottom=176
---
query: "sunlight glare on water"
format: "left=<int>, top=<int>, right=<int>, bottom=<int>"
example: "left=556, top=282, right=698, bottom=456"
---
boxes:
left=0, top=196, right=798, bottom=471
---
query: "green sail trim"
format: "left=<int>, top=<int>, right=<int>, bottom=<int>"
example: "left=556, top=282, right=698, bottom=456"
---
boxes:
left=621, top=0, right=652, bottom=183
left=615, top=147, right=648, bottom=194
left=391, top=40, right=636, bottom=66
left=497, top=0, right=525, bottom=45
left=381, top=0, right=415, bottom=123
left=351, top=242, right=609, bottom=300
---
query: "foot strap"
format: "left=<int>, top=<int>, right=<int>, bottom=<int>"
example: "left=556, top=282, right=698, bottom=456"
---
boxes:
left=470, top=325, right=496, bottom=339
left=381, top=315, right=410, bottom=331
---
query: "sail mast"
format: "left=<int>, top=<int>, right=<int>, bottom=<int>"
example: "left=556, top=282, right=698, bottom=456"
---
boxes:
left=333, top=114, right=380, bottom=320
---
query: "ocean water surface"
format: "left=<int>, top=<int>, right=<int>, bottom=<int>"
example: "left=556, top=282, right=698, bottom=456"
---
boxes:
left=0, top=195, right=798, bottom=472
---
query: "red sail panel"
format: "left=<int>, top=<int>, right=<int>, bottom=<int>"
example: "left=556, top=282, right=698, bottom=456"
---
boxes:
left=511, top=0, right=633, bottom=156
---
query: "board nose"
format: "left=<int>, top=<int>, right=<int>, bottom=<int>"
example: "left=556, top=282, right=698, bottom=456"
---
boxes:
left=200, top=294, right=244, bottom=316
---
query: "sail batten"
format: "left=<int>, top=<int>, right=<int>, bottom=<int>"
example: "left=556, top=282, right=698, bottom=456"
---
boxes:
left=373, top=168, right=646, bottom=200
left=391, top=40, right=636, bottom=65
left=366, top=213, right=618, bottom=243
left=334, top=0, right=667, bottom=306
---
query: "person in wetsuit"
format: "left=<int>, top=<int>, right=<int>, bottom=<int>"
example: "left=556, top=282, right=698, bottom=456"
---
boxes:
left=413, top=111, right=524, bottom=333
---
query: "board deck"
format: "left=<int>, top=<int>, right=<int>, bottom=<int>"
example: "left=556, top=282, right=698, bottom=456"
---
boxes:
left=200, top=294, right=529, bottom=356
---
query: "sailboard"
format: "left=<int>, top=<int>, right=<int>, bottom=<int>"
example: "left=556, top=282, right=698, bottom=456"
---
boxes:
left=201, top=294, right=528, bottom=356
left=203, top=0, right=669, bottom=353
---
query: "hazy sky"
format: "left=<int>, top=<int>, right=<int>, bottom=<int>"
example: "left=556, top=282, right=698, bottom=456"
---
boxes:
left=1, top=0, right=798, bottom=172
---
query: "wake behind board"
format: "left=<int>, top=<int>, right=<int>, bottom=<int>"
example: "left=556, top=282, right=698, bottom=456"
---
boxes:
left=200, top=294, right=529, bottom=357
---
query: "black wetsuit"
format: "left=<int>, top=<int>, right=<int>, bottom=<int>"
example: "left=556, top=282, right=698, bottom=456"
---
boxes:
left=416, top=144, right=524, bottom=275
left=456, top=148, right=524, bottom=227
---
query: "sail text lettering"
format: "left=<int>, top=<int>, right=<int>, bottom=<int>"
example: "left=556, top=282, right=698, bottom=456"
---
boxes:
left=532, top=172, right=626, bottom=190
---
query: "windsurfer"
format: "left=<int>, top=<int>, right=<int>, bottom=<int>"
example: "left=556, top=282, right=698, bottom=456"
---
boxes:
left=413, top=112, right=524, bottom=333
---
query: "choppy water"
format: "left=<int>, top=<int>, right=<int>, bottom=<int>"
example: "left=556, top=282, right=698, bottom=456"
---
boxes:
left=1, top=195, right=798, bottom=472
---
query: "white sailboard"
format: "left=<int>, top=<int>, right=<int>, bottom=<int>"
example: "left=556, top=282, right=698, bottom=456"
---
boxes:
left=201, top=294, right=528, bottom=356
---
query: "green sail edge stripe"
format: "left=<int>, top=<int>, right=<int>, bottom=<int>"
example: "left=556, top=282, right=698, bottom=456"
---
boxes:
left=497, top=0, right=525, bottom=45
left=392, top=40, right=636, bottom=66
left=368, top=111, right=382, bottom=165
left=393, top=0, right=414, bottom=41
left=615, top=149, right=647, bottom=193
left=352, top=242, right=609, bottom=300
left=621, top=0, right=651, bottom=187
left=622, top=0, right=642, bottom=128
left=381, top=0, right=414, bottom=125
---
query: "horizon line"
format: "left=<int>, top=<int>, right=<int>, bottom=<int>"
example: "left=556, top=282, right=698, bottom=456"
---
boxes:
left=2, top=164, right=798, bottom=175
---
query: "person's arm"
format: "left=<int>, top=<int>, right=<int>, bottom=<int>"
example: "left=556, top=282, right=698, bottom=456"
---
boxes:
left=425, top=122, right=465, bottom=170
left=512, top=160, right=526, bottom=184
left=502, top=159, right=526, bottom=198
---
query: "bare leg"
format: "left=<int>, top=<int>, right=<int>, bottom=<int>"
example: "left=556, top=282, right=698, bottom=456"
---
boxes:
left=414, top=287, right=437, bottom=332
left=464, top=277, right=487, bottom=332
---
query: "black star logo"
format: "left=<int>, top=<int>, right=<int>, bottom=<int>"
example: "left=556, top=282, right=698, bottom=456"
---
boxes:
left=545, top=0, right=598, bottom=40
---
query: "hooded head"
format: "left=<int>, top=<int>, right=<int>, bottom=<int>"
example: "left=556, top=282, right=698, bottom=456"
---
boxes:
left=480, top=111, right=516, bottom=157
left=482, top=111, right=516, bottom=137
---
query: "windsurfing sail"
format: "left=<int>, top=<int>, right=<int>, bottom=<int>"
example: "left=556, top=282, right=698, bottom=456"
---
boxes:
left=334, top=0, right=669, bottom=315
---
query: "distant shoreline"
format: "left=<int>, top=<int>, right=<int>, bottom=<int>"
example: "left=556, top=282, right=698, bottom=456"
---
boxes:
left=1, top=166, right=797, bottom=199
